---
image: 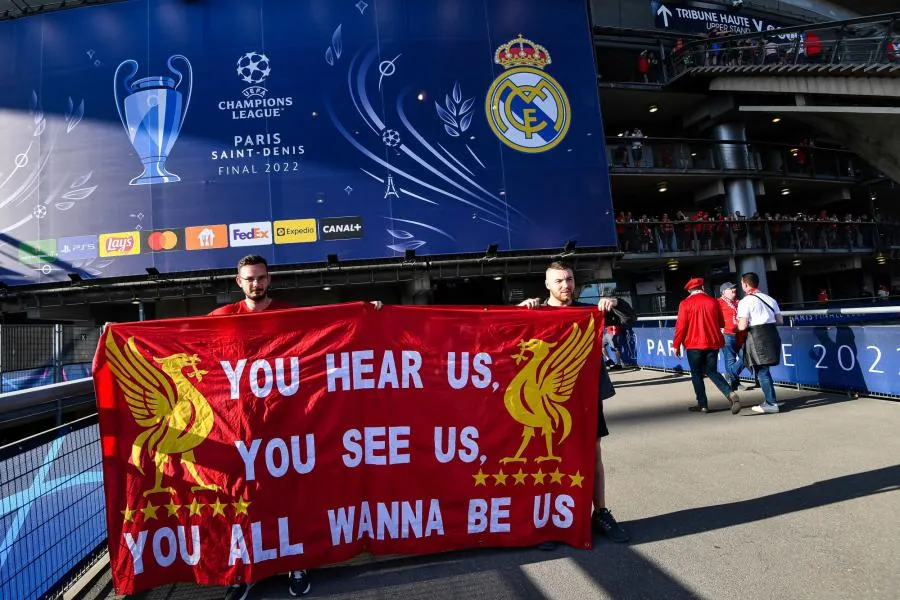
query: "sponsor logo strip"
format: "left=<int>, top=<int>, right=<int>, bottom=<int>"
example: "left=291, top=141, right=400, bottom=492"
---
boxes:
left=229, top=221, right=273, bottom=247
left=321, top=216, right=364, bottom=241
left=57, top=235, right=99, bottom=261
left=185, top=225, right=228, bottom=250
left=99, top=231, right=141, bottom=257
left=142, top=229, right=184, bottom=253
left=19, top=239, right=57, bottom=264
left=274, top=219, right=317, bottom=244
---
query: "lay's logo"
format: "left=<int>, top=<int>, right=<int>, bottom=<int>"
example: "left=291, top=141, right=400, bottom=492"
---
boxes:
left=99, top=231, right=141, bottom=257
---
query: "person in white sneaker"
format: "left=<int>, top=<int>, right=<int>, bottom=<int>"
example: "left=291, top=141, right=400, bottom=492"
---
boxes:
left=736, top=272, right=783, bottom=414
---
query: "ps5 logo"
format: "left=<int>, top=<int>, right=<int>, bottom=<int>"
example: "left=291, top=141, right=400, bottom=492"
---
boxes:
left=219, top=51, right=293, bottom=120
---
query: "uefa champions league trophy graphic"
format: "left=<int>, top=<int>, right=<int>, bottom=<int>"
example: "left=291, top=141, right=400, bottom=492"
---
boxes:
left=114, top=55, right=192, bottom=185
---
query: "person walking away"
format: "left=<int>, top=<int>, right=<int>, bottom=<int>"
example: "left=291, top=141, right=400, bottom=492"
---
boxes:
left=718, top=282, right=746, bottom=397
left=603, top=323, right=625, bottom=370
left=737, top=272, right=783, bottom=414
left=673, top=278, right=741, bottom=414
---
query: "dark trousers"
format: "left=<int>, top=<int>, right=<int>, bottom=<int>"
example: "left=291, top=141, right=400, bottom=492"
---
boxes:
left=686, top=349, right=732, bottom=409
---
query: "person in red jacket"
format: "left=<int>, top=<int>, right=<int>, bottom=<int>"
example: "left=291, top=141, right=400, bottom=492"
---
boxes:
left=718, top=282, right=747, bottom=402
left=674, top=277, right=741, bottom=413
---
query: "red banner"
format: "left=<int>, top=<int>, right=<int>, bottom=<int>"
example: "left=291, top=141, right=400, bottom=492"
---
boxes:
left=93, top=303, right=602, bottom=594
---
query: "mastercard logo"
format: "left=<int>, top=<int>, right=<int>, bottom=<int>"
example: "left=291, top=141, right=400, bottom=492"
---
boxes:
left=143, top=229, right=183, bottom=252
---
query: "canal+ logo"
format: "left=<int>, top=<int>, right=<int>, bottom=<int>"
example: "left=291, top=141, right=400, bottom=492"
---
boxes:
left=219, top=52, right=293, bottom=119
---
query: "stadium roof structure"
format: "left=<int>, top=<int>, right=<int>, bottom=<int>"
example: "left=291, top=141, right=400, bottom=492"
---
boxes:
left=0, top=0, right=121, bottom=20
left=1, top=0, right=898, bottom=21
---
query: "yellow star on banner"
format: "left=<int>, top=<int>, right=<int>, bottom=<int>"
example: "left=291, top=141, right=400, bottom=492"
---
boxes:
left=141, top=501, right=159, bottom=521
left=569, top=471, right=584, bottom=488
left=121, top=506, right=135, bottom=523
left=165, top=501, right=183, bottom=517
left=531, top=469, right=546, bottom=485
left=188, top=498, right=205, bottom=516
left=512, top=469, right=528, bottom=485
left=473, top=469, right=489, bottom=486
left=550, top=468, right=565, bottom=484
left=492, top=470, right=508, bottom=486
left=210, top=497, right=227, bottom=517
left=232, top=497, right=251, bottom=516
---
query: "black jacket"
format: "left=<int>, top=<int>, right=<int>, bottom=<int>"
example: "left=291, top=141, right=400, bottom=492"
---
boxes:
left=550, top=298, right=636, bottom=400
left=744, top=323, right=782, bottom=368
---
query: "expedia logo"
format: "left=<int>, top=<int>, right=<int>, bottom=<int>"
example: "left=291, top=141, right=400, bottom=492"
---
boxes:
left=228, top=222, right=273, bottom=247
left=99, top=232, right=141, bottom=257
left=321, top=216, right=364, bottom=241
left=274, top=219, right=317, bottom=244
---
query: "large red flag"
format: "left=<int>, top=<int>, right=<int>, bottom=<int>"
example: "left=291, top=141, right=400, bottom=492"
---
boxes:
left=93, top=303, right=603, bottom=594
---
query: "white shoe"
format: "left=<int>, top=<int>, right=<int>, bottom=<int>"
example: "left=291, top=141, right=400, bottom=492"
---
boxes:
left=751, top=404, right=779, bottom=414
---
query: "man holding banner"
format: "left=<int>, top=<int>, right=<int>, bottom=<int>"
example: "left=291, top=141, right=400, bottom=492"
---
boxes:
left=95, top=261, right=604, bottom=596
left=208, top=256, right=308, bottom=600
left=518, top=262, right=632, bottom=543
left=210, top=255, right=382, bottom=599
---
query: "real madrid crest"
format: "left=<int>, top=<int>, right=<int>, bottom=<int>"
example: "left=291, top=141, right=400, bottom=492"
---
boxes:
left=485, top=34, right=571, bottom=153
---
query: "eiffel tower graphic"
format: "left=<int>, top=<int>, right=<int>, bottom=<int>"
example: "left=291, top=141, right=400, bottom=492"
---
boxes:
left=384, top=174, right=400, bottom=199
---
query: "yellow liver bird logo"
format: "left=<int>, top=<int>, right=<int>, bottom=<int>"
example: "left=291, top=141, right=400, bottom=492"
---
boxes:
left=501, top=317, right=596, bottom=464
left=105, top=334, right=220, bottom=497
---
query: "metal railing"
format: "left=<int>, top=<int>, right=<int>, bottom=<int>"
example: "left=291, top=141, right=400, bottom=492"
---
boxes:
left=0, top=379, right=105, bottom=600
left=667, top=11, right=900, bottom=80
left=616, top=218, right=884, bottom=256
left=0, top=325, right=100, bottom=394
left=606, top=137, right=875, bottom=181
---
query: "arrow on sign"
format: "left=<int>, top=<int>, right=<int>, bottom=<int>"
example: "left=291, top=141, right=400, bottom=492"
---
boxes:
left=657, top=4, right=673, bottom=27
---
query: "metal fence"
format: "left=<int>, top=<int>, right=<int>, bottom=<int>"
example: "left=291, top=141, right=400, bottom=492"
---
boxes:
left=0, top=413, right=106, bottom=600
left=606, top=137, right=877, bottom=182
left=0, top=325, right=101, bottom=394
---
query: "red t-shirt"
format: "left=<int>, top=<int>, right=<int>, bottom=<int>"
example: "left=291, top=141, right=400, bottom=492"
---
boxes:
left=207, top=298, right=295, bottom=316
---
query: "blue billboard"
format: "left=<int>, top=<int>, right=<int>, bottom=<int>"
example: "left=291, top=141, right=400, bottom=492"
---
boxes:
left=0, top=0, right=615, bottom=287
left=632, top=324, right=900, bottom=396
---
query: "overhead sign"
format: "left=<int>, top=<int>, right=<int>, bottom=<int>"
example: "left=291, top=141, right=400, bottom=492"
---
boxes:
left=0, top=0, right=615, bottom=287
left=651, top=1, right=788, bottom=35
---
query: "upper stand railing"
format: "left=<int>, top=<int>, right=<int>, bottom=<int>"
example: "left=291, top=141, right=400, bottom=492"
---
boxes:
left=667, top=11, right=900, bottom=81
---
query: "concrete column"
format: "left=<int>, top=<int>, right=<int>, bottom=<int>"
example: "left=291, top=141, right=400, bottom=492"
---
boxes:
left=402, top=273, right=433, bottom=305
left=714, top=122, right=768, bottom=292
left=738, top=256, right=770, bottom=295
left=787, top=272, right=804, bottom=307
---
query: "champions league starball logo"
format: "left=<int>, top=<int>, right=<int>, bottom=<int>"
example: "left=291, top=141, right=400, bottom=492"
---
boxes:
left=485, top=35, right=571, bottom=153
left=218, top=51, right=293, bottom=119
left=236, top=51, right=271, bottom=98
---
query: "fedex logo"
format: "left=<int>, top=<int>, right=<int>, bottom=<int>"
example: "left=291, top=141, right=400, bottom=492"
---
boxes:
left=228, top=222, right=273, bottom=247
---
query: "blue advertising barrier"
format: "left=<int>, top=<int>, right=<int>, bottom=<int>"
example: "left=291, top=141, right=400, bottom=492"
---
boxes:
left=0, top=417, right=106, bottom=600
left=632, top=325, right=900, bottom=396
left=0, top=0, right=614, bottom=287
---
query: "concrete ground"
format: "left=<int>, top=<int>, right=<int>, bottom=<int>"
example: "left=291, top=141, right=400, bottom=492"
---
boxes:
left=90, top=369, right=900, bottom=600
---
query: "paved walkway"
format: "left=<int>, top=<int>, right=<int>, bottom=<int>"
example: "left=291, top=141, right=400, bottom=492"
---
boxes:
left=91, top=369, right=900, bottom=600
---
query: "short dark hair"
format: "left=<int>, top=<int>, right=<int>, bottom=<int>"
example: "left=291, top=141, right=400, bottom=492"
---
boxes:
left=237, top=255, right=268, bottom=272
left=546, top=261, right=573, bottom=273
left=741, top=272, right=759, bottom=288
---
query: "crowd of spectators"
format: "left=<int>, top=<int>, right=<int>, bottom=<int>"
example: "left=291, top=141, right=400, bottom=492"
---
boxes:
left=614, top=210, right=900, bottom=253
left=672, top=28, right=900, bottom=71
